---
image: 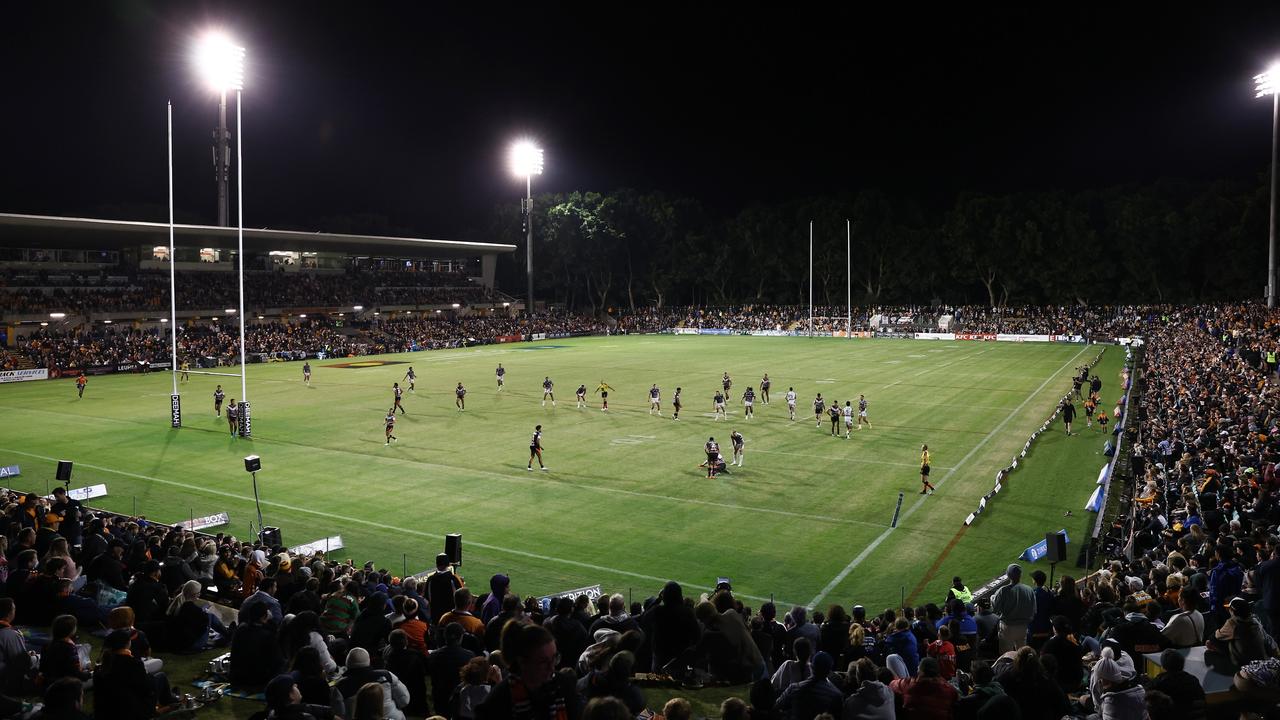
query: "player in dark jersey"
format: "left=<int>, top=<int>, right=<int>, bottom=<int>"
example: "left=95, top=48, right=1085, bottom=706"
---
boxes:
left=712, top=390, right=726, bottom=421
left=75, top=373, right=87, bottom=399
left=703, top=437, right=721, bottom=478
left=828, top=403, right=841, bottom=436
left=455, top=382, right=467, bottom=411
left=648, top=384, right=661, bottom=415
left=393, top=383, right=406, bottom=414
left=1090, top=374, right=1102, bottom=396
left=672, top=387, right=683, bottom=420
left=227, top=400, right=239, bottom=437
left=742, top=387, right=755, bottom=419
left=214, top=385, right=225, bottom=417
left=542, top=377, right=555, bottom=407
left=496, top=364, right=506, bottom=390
left=303, top=361, right=311, bottom=385
left=760, top=374, right=771, bottom=404
left=404, top=367, right=417, bottom=392
left=1061, top=399, right=1076, bottom=435
left=576, top=384, right=588, bottom=409
left=813, top=394, right=826, bottom=428
left=730, top=430, right=745, bottom=467
left=857, top=394, right=872, bottom=430
left=722, top=372, right=732, bottom=393
left=595, top=381, right=614, bottom=411
left=528, top=425, right=547, bottom=471
left=384, top=409, right=398, bottom=445
left=920, top=445, right=935, bottom=494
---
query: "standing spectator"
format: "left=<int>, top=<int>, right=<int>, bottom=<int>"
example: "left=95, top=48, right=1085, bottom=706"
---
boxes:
left=991, top=564, right=1036, bottom=653
left=429, top=623, right=476, bottom=717
left=383, top=629, right=429, bottom=717
left=425, top=554, right=463, bottom=625
left=643, top=582, right=700, bottom=673
left=440, top=588, right=485, bottom=638
left=480, top=574, right=511, bottom=626
left=545, top=597, right=591, bottom=672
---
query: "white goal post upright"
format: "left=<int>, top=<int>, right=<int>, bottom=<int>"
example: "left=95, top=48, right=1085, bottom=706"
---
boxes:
left=235, top=85, right=250, bottom=437
left=846, top=218, right=851, bottom=339
left=168, top=101, right=182, bottom=428
left=808, top=220, right=813, bottom=338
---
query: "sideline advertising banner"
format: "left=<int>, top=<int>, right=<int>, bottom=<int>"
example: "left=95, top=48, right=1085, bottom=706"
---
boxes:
left=955, top=333, right=997, bottom=341
left=0, top=369, right=48, bottom=383
left=914, top=333, right=956, bottom=340
left=1020, top=529, right=1069, bottom=562
left=996, top=334, right=1053, bottom=343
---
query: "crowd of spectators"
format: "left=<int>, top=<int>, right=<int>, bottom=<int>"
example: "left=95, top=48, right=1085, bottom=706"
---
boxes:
left=0, top=268, right=502, bottom=315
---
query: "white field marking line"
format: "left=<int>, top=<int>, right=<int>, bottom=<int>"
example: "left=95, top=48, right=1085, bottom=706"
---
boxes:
left=0, top=411, right=871, bottom=530
left=806, top=344, right=1089, bottom=609
left=0, top=447, right=800, bottom=607
left=912, top=347, right=993, bottom=377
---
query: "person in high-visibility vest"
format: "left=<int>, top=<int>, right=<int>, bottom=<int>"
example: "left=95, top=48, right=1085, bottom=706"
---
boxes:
left=947, top=576, right=973, bottom=605
left=1268, top=350, right=1276, bottom=375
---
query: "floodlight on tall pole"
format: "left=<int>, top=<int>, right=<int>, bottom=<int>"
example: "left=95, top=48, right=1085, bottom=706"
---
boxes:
left=510, top=141, right=543, bottom=314
left=195, top=32, right=243, bottom=228
left=1256, top=64, right=1280, bottom=308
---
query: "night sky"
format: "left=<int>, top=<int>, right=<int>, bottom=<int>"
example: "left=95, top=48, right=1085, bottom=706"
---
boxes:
left=4, top=3, right=1280, bottom=239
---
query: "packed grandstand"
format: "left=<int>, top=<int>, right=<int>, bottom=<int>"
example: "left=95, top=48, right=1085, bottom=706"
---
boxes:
left=1, top=293, right=1279, bottom=719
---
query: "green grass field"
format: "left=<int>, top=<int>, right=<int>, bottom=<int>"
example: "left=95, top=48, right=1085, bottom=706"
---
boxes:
left=0, top=335, right=1122, bottom=612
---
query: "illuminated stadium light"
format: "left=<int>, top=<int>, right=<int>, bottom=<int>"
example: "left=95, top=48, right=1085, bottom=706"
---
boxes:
left=337, top=313, right=344, bottom=317
left=299, top=314, right=307, bottom=318
left=353, top=305, right=364, bottom=311
left=102, top=319, right=113, bottom=324
left=503, top=302, right=510, bottom=307
left=161, top=318, right=169, bottom=323
left=1256, top=64, right=1280, bottom=98
left=49, top=312, right=66, bottom=319
left=451, top=303, right=460, bottom=309
left=225, top=308, right=236, bottom=314
left=40, top=322, right=48, bottom=327
left=195, top=31, right=245, bottom=93
left=257, top=315, right=264, bottom=320
left=509, top=140, right=544, bottom=178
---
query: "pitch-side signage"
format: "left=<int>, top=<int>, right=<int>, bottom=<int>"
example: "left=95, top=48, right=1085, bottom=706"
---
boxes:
left=0, top=369, right=48, bottom=383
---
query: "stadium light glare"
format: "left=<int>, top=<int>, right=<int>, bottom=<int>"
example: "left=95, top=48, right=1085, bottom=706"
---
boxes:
left=451, top=303, right=461, bottom=309
left=194, top=31, right=245, bottom=93
left=299, top=314, right=307, bottom=318
left=503, top=302, right=510, bottom=307
left=353, top=305, right=364, bottom=311
left=161, top=318, right=169, bottom=323
left=49, top=313, right=66, bottom=319
left=1256, top=64, right=1280, bottom=98
left=39, top=322, right=48, bottom=327
left=225, top=308, right=236, bottom=314
left=509, top=140, right=544, bottom=178
left=102, top=319, right=113, bottom=324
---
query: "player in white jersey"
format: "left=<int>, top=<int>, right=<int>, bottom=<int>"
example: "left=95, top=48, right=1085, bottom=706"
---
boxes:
left=785, top=387, right=797, bottom=420
left=648, top=384, right=661, bottom=415
left=496, top=364, right=505, bottom=390
left=842, top=401, right=855, bottom=439
left=742, top=387, right=755, bottom=418
left=384, top=409, right=398, bottom=445
left=857, top=394, right=872, bottom=429
left=542, top=377, right=555, bottom=407
left=404, top=367, right=417, bottom=392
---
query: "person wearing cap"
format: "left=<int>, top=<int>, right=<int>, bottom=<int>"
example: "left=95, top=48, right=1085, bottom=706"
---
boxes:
left=336, top=647, right=410, bottom=720
left=1091, top=650, right=1145, bottom=720
left=946, top=577, right=972, bottom=605
left=1208, top=597, right=1268, bottom=673
left=125, top=559, right=169, bottom=625
left=425, top=553, right=463, bottom=626
left=776, top=650, right=843, bottom=720
left=991, top=563, right=1036, bottom=653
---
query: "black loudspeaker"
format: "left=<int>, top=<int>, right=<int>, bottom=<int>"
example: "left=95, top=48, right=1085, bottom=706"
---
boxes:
left=1045, top=532, right=1068, bottom=563
left=56, top=461, right=73, bottom=483
left=445, top=533, right=463, bottom=566
left=259, top=526, right=282, bottom=548
left=244, top=455, right=261, bottom=473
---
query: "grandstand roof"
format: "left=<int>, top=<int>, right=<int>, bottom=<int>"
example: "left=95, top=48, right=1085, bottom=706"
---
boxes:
left=0, top=213, right=516, bottom=259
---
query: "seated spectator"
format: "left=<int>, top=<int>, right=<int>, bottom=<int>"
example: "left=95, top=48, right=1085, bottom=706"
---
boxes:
left=1148, top=649, right=1206, bottom=720
left=92, top=628, right=172, bottom=719
left=775, top=650, right=842, bottom=720
left=125, top=560, right=168, bottom=625
left=994, top=646, right=1071, bottom=720
left=239, top=577, right=282, bottom=628
left=351, top=591, right=392, bottom=656
left=883, top=618, right=920, bottom=676
left=429, top=623, right=475, bottom=716
left=440, top=588, right=486, bottom=637
left=382, top=629, right=429, bottom=717
left=53, top=579, right=106, bottom=630
left=481, top=574, right=512, bottom=626
left=165, top=579, right=231, bottom=652
left=890, top=656, right=957, bottom=720
left=819, top=605, right=852, bottom=657
left=38, top=615, right=89, bottom=687
left=287, top=577, right=323, bottom=616
left=107, top=606, right=162, bottom=675
left=283, top=611, right=338, bottom=676
left=842, top=657, right=894, bottom=720
left=0, top=599, right=31, bottom=695
left=230, top=600, right=284, bottom=689
left=30, top=676, right=89, bottom=720
left=953, top=662, right=1004, bottom=720
left=1038, top=615, right=1084, bottom=692
left=1207, top=597, right=1267, bottom=674
left=477, top=623, right=575, bottom=720
left=484, top=594, right=524, bottom=652
left=336, top=647, right=410, bottom=720
left=694, top=599, right=765, bottom=684
left=578, top=649, right=645, bottom=715
left=251, top=673, right=337, bottom=720
left=1161, top=590, right=1204, bottom=648
left=455, top=656, right=497, bottom=720
left=319, top=581, right=360, bottom=638
left=1092, top=652, right=1146, bottom=720
left=771, top=637, right=812, bottom=693
left=291, top=645, right=345, bottom=718
left=589, top=594, right=641, bottom=637
left=924, top=626, right=956, bottom=681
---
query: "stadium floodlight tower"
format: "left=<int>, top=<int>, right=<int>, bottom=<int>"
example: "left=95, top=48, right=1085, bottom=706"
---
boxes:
left=1256, top=63, right=1280, bottom=308
left=195, top=31, right=252, bottom=435
left=509, top=140, right=544, bottom=315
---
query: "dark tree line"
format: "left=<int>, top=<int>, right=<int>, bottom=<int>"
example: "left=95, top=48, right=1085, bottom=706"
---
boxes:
left=470, top=177, right=1271, bottom=311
